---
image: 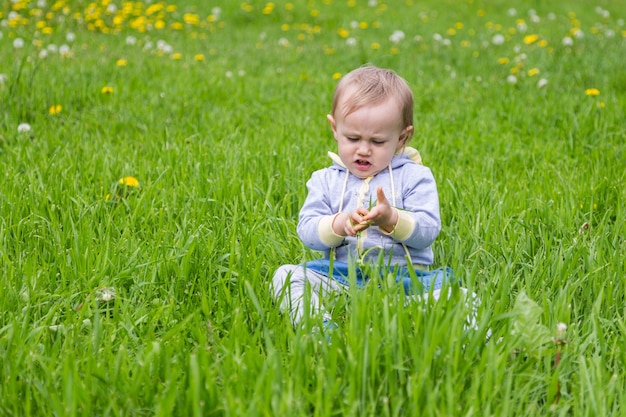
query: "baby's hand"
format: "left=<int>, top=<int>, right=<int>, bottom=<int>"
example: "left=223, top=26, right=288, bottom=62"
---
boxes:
left=345, top=207, right=371, bottom=236
left=361, top=187, right=398, bottom=233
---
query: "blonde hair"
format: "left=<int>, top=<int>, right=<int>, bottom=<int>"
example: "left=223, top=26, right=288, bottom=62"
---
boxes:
left=330, top=65, right=414, bottom=138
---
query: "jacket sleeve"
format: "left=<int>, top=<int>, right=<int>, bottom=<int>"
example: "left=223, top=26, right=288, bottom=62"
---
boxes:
left=381, top=165, right=441, bottom=250
left=297, top=171, right=344, bottom=250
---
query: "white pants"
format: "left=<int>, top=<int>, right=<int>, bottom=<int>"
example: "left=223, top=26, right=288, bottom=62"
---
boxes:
left=271, top=264, right=345, bottom=325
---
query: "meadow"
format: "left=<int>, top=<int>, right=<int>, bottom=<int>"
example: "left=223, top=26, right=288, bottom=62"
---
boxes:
left=1, top=0, right=625, bottom=415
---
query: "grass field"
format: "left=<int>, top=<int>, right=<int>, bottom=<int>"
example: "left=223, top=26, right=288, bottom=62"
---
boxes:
left=1, top=0, right=625, bottom=415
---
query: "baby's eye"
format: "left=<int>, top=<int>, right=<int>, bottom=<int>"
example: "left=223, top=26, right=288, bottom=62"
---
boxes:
left=347, top=137, right=359, bottom=142
left=372, top=140, right=386, bottom=145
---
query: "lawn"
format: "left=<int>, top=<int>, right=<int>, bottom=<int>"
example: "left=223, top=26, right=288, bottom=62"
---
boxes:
left=1, top=0, right=625, bottom=415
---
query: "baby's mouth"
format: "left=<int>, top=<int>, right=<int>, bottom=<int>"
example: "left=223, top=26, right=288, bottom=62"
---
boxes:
left=355, top=159, right=371, bottom=167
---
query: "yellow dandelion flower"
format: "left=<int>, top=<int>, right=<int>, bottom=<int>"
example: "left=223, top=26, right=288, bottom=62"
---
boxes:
left=101, top=86, right=114, bottom=94
left=116, top=59, right=127, bottom=66
left=371, top=42, right=380, bottom=50
left=447, top=28, right=456, bottom=36
left=359, top=21, right=368, bottom=29
left=390, top=47, right=399, bottom=55
left=460, top=40, right=470, bottom=48
left=118, top=176, right=139, bottom=187
left=332, top=72, right=342, bottom=80
left=194, top=54, right=205, bottom=61
left=172, top=52, right=182, bottom=60
left=538, top=40, right=548, bottom=47
left=523, top=34, right=539, bottom=45
left=49, top=104, right=62, bottom=115
left=262, top=2, right=275, bottom=15
left=337, top=28, right=349, bottom=38
left=527, top=68, right=540, bottom=76
left=498, top=57, right=510, bottom=64
left=585, top=88, right=600, bottom=96
left=598, top=101, right=605, bottom=108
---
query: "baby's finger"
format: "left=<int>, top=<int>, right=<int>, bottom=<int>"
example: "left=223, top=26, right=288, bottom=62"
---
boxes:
left=376, top=186, right=389, bottom=205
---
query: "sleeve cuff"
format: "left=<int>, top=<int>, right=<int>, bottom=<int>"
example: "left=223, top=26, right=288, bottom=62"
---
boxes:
left=318, top=214, right=345, bottom=247
left=380, top=209, right=415, bottom=241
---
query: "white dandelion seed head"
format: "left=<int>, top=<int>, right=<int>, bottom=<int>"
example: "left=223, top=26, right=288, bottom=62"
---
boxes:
left=346, top=37, right=357, bottom=46
left=59, top=44, right=70, bottom=55
left=66, top=32, right=75, bottom=42
left=39, top=49, right=48, bottom=59
left=212, top=7, right=222, bottom=16
left=507, top=8, right=517, bottom=16
left=562, top=36, right=574, bottom=46
left=530, top=14, right=540, bottom=23
left=238, top=70, right=246, bottom=77
left=507, top=75, right=518, bottom=84
left=259, top=32, right=267, bottom=40
left=126, top=35, right=137, bottom=45
left=97, top=287, right=117, bottom=302
left=595, top=7, right=610, bottom=18
left=517, top=22, right=527, bottom=32
left=278, top=37, right=289, bottom=47
left=548, top=13, right=556, bottom=21
left=389, top=30, right=405, bottom=43
left=37, top=0, right=47, bottom=7
left=618, top=19, right=624, bottom=27
left=574, top=30, right=584, bottom=39
left=433, top=33, right=443, bottom=42
left=491, top=34, right=505, bottom=45
left=556, top=322, right=567, bottom=334
left=442, top=38, right=451, bottom=46
left=605, top=29, right=615, bottom=38
left=18, top=123, right=32, bottom=133
left=537, top=78, right=548, bottom=88
left=13, top=38, right=24, bottom=48
left=106, top=4, right=117, bottom=14
left=368, top=0, right=377, bottom=6
left=225, top=71, right=233, bottom=78
left=0, top=74, right=7, bottom=84
left=47, top=43, right=58, bottom=52
left=350, top=20, right=358, bottom=29
left=413, top=35, right=422, bottom=42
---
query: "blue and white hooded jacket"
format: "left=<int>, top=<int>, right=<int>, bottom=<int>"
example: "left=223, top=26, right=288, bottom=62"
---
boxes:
left=297, top=147, right=441, bottom=268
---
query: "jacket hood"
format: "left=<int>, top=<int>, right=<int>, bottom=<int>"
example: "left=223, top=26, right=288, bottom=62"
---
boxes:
left=327, top=146, right=423, bottom=171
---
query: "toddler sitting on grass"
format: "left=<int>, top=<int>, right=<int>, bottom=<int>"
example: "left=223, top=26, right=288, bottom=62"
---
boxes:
left=271, top=65, right=477, bottom=332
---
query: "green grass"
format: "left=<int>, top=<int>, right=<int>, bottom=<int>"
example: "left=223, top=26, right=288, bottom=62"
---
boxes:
left=1, top=0, right=625, bottom=415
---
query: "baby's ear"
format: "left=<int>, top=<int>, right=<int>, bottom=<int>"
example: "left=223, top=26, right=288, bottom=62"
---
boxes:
left=400, top=125, right=414, bottom=144
left=327, top=114, right=336, bottom=131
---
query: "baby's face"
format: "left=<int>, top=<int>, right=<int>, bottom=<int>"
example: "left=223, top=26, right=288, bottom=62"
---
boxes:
left=328, top=97, right=412, bottom=179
